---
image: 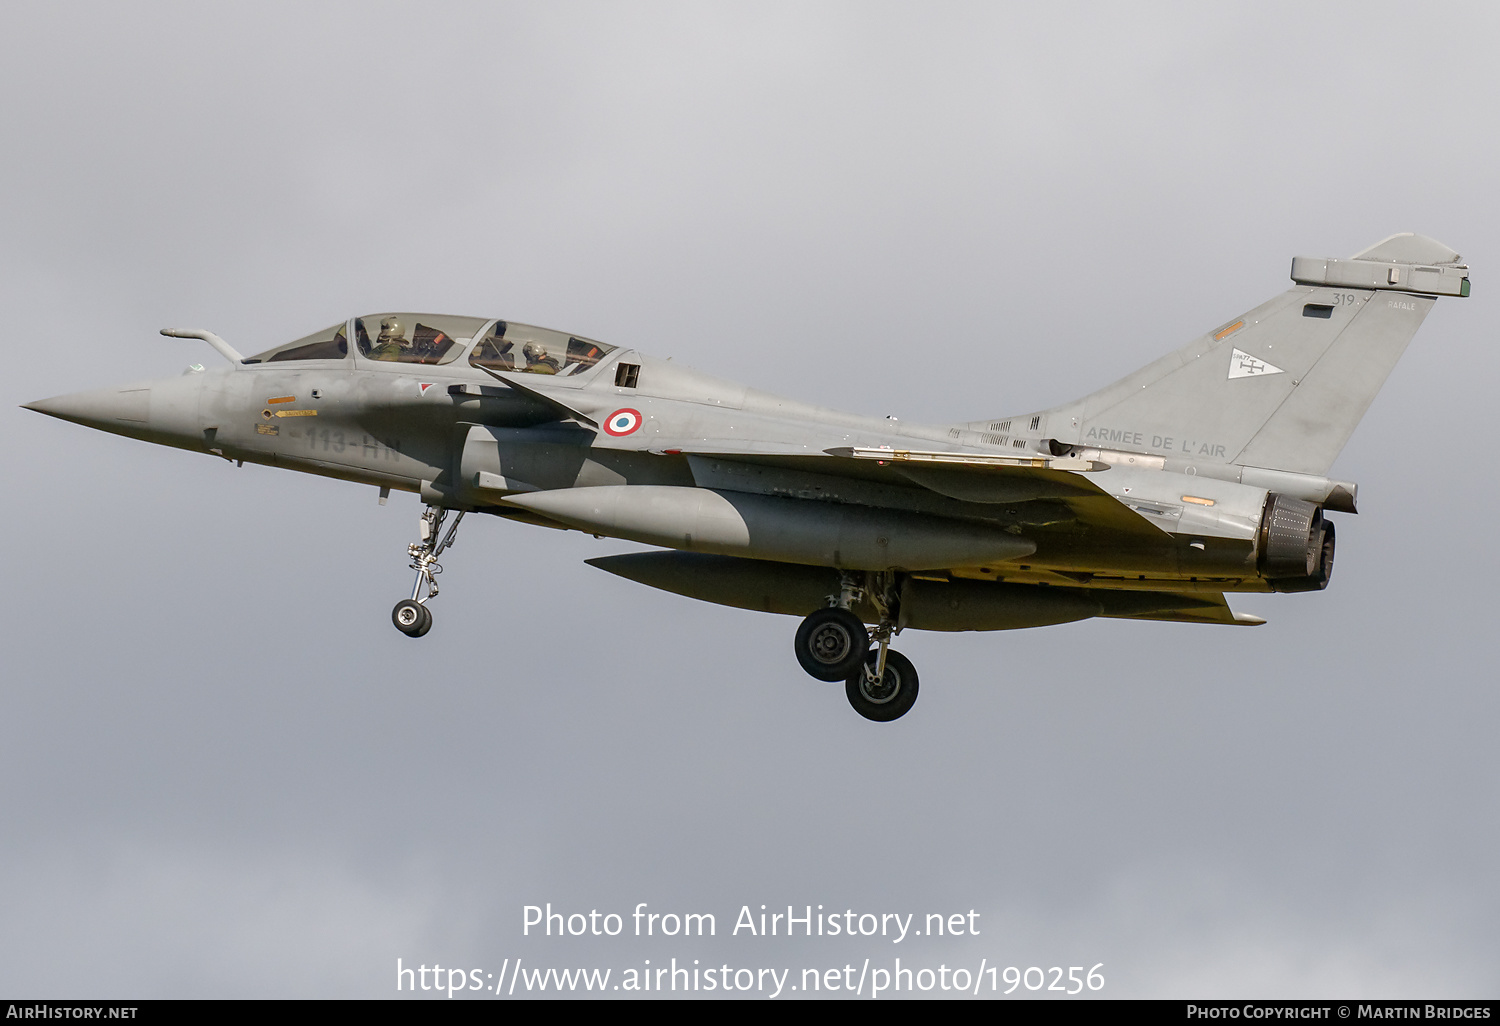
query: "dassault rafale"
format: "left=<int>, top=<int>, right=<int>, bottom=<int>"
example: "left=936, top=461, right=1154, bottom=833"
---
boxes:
left=25, top=234, right=1470, bottom=721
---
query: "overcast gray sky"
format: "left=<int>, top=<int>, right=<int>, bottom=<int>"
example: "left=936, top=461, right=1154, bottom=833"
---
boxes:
left=2, top=1, right=1497, bottom=999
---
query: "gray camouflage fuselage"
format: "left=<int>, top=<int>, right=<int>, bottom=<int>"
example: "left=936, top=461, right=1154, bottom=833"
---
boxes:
left=25, top=233, right=1471, bottom=640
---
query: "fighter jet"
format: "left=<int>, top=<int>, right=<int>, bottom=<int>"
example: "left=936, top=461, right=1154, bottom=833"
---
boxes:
left=24, top=233, right=1470, bottom=721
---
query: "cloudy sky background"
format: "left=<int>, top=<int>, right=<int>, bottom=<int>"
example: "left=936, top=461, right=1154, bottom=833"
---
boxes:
left=2, top=2, right=1496, bottom=998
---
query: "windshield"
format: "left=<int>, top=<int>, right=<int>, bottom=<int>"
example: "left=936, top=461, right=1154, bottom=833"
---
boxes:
left=242, top=322, right=349, bottom=364
left=469, top=321, right=615, bottom=377
left=354, top=313, right=489, bottom=366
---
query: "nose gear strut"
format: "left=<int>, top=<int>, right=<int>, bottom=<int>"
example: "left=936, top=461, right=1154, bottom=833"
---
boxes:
left=392, top=504, right=465, bottom=637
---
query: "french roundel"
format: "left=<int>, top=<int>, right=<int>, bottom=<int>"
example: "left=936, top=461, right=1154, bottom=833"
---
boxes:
left=604, top=408, right=643, bottom=436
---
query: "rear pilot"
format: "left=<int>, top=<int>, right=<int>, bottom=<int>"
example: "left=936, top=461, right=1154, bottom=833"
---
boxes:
left=522, top=341, right=561, bottom=374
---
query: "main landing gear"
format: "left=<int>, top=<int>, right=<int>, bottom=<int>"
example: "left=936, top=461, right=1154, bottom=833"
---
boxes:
left=392, top=504, right=465, bottom=638
left=793, top=571, right=919, bottom=722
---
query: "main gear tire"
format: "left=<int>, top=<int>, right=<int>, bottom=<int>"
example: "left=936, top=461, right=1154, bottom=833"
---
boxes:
left=845, top=649, right=919, bottom=722
left=794, top=607, right=870, bottom=681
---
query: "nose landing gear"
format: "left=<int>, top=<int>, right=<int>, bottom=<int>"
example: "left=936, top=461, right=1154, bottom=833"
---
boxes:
left=793, top=571, right=919, bottom=721
left=391, top=504, right=464, bottom=637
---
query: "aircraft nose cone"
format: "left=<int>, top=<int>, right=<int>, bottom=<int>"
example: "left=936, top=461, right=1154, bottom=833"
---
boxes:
left=23, top=386, right=152, bottom=429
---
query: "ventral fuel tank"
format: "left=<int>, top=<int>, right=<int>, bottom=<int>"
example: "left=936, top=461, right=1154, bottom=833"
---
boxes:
left=504, top=485, right=1035, bottom=571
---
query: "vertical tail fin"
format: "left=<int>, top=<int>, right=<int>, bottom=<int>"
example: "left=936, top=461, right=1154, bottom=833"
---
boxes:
left=970, top=234, right=1469, bottom=476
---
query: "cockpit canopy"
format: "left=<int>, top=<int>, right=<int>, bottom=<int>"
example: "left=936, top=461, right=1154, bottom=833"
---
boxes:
left=468, top=321, right=613, bottom=377
left=242, top=320, right=351, bottom=363
left=241, top=315, right=617, bottom=377
left=355, top=313, right=489, bottom=366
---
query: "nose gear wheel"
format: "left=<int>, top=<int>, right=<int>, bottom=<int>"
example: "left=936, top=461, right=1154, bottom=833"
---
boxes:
left=392, top=598, right=432, bottom=637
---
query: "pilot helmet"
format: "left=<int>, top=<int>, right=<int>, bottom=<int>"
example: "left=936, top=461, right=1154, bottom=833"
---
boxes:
left=379, top=316, right=404, bottom=341
left=522, top=341, right=548, bottom=361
